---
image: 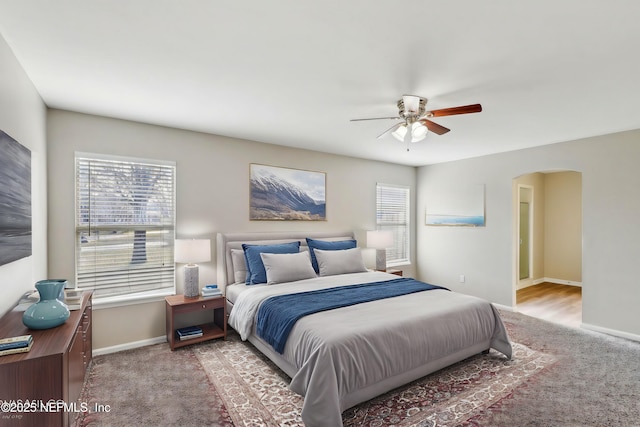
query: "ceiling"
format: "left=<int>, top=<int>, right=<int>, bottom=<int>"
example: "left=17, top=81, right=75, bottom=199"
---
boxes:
left=1, top=1, right=640, bottom=167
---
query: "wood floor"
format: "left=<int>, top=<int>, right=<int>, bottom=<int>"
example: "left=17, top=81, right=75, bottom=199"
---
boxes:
left=516, top=282, right=582, bottom=328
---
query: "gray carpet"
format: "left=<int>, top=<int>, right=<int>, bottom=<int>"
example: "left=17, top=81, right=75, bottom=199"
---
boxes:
left=478, top=310, right=640, bottom=426
left=75, top=310, right=640, bottom=426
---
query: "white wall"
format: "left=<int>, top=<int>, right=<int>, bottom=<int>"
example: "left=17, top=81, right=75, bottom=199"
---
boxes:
left=0, top=33, right=47, bottom=317
left=417, top=130, right=640, bottom=338
left=46, top=109, right=416, bottom=349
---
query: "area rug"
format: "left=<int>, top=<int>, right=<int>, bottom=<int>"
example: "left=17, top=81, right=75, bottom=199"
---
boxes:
left=193, top=333, right=554, bottom=427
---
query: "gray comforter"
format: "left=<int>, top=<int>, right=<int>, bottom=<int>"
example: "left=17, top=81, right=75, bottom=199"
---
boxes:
left=228, top=271, right=512, bottom=427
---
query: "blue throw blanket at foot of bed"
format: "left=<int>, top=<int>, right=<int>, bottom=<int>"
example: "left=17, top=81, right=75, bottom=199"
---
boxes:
left=256, top=277, right=448, bottom=353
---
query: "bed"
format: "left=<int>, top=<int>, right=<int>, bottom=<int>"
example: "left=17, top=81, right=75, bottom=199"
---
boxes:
left=217, top=231, right=512, bottom=427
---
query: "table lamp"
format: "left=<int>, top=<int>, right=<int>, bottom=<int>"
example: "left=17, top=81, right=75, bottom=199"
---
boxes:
left=367, top=230, right=394, bottom=271
left=175, top=239, right=211, bottom=298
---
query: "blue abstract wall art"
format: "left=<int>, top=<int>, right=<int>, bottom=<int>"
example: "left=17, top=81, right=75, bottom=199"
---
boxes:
left=0, top=130, right=32, bottom=266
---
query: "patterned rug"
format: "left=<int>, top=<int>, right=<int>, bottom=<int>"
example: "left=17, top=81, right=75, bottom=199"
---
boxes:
left=194, top=333, right=555, bottom=427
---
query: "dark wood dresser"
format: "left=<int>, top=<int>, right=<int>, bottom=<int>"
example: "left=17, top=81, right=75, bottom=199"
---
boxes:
left=0, top=291, right=92, bottom=427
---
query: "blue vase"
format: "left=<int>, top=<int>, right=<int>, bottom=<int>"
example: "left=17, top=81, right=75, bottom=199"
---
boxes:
left=22, top=280, right=71, bottom=330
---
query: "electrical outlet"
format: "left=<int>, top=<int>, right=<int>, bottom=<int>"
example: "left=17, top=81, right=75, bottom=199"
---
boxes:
left=459, top=275, right=465, bottom=283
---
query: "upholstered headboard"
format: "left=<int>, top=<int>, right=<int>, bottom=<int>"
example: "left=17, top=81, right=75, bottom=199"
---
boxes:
left=216, top=231, right=355, bottom=295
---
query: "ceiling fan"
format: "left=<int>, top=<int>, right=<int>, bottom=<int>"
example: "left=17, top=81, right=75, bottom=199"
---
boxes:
left=351, top=95, right=482, bottom=149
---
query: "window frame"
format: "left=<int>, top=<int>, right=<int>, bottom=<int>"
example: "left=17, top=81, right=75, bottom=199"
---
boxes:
left=74, top=152, right=177, bottom=306
left=376, top=183, right=410, bottom=267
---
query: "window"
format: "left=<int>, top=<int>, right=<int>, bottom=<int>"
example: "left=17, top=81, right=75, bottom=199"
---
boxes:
left=75, top=153, right=176, bottom=301
left=376, top=183, right=410, bottom=266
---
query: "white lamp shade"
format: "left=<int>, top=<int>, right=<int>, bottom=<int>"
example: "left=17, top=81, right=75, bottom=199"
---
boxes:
left=391, top=122, right=428, bottom=143
left=175, top=239, right=211, bottom=264
left=391, top=124, right=407, bottom=141
left=367, top=230, right=394, bottom=249
left=410, top=122, right=428, bottom=141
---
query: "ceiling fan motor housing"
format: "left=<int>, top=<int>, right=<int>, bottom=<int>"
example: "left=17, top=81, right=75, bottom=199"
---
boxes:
left=397, top=95, right=427, bottom=121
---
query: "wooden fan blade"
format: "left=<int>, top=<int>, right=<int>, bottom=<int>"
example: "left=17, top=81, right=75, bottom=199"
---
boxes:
left=419, top=119, right=450, bottom=135
left=377, top=122, right=402, bottom=139
left=350, top=116, right=400, bottom=122
left=429, top=104, right=482, bottom=117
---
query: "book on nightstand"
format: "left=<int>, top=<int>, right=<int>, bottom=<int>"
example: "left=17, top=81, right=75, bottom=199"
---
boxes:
left=201, top=290, right=221, bottom=296
left=176, top=326, right=203, bottom=340
left=201, top=284, right=222, bottom=298
left=200, top=287, right=222, bottom=298
left=179, top=332, right=203, bottom=341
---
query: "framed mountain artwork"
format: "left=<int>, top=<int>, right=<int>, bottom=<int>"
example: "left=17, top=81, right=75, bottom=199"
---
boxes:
left=250, top=164, right=326, bottom=221
left=0, top=130, right=32, bottom=266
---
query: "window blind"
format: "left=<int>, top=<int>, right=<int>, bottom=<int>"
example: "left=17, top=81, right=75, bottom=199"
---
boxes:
left=75, top=154, right=176, bottom=299
left=376, top=183, right=410, bottom=265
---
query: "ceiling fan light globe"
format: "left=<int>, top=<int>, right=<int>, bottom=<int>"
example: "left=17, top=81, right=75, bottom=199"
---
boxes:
left=391, top=124, right=408, bottom=142
left=410, top=122, right=428, bottom=142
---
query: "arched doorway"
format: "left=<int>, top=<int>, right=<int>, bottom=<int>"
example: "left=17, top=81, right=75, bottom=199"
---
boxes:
left=513, top=171, right=583, bottom=327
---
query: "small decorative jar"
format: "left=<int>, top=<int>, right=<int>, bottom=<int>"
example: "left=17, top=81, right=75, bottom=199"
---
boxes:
left=22, top=279, right=71, bottom=330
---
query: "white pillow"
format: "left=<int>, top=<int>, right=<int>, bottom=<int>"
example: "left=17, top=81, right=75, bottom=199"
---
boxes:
left=231, top=249, right=249, bottom=283
left=259, top=251, right=317, bottom=285
left=314, top=247, right=368, bottom=276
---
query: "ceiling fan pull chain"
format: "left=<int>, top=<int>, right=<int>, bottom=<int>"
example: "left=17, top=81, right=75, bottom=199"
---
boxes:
left=405, top=122, right=412, bottom=151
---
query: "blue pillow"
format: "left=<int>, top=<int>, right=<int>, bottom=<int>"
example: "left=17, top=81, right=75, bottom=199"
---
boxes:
left=306, top=238, right=357, bottom=273
left=242, top=242, right=301, bottom=285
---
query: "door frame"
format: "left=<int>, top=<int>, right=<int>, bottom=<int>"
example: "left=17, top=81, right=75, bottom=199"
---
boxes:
left=517, top=184, right=534, bottom=288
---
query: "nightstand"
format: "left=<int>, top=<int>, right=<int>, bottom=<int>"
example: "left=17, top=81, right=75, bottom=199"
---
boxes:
left=386, top=269, right=403, bottom=276
left=165, top=294, right=227, bottom=350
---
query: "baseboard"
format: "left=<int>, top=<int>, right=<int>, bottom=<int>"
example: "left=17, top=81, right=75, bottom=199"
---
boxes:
left=581, top=323, right=640, bottom=343
left=518, top=277, right=582, bottom=289
left=93, top=335, right=167, bottom=356
left=543, top=277, right=582, bottom=287
left=516, top=277, right=533, bottom=290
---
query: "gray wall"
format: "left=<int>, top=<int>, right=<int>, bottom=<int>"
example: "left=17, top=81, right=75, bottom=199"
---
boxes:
left=0, top=33, right=47, bottom=317
left=46, top=109, right=417, bottom=350
left=543, top=171, right=582, bottom=283
left=417, top=130, right=640, bottom=338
